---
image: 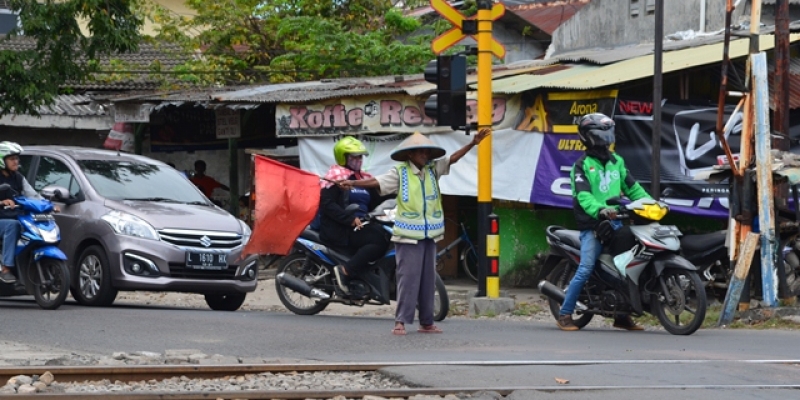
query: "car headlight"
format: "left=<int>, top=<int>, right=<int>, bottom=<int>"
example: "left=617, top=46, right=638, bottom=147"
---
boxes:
left=101, top=210, right=159, bottom=241
left=239, top=220, right=252, bottom=246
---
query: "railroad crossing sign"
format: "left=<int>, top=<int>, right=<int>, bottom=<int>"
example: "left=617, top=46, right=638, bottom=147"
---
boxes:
left=430, top=0, right=506, bottom=59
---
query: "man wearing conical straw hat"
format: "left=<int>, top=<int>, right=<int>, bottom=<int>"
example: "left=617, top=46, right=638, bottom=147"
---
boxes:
left=339, top=129, right=489, bottom=335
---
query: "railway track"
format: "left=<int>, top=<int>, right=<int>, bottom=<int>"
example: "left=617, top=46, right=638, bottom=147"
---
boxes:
left=2, top=360, right=800, bottom=399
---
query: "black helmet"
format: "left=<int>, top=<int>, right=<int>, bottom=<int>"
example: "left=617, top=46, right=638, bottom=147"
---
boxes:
left=577, top=113, right=615, bottom=148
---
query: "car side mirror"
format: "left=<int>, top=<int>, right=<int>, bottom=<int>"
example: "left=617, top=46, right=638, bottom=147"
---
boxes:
left=41, top=185, right=76, bottom=205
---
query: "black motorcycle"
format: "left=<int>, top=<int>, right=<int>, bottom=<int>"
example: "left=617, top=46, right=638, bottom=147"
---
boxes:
left=538, top=199, right=707, bottom=335
left=681, top=228, right=800, bottom=302
left=274, top=202, right=449, bottom=321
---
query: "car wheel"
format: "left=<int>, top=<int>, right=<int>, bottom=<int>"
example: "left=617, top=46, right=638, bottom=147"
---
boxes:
left=204, top=293, right=246, bottom=311
left=71, top=245, right=118, bottom=306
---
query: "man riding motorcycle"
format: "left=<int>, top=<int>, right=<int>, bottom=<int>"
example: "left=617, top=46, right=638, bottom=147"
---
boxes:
left=0, top=142, right=44, bottom=284
left=557, top=113, right=652, bottom=331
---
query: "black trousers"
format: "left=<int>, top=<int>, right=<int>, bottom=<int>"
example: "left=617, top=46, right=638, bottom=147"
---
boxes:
left=344, top=222, right=390, bottom=276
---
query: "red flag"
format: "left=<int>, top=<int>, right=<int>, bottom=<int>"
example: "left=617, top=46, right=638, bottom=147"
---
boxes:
left=242, top=156, right=320, bottom=256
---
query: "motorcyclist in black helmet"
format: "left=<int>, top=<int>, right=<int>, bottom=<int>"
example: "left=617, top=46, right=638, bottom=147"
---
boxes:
left=556, top=113, right=652, bottom=331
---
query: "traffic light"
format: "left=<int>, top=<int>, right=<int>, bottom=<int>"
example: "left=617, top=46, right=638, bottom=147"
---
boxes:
left=424, top=54, right=467, bottom=130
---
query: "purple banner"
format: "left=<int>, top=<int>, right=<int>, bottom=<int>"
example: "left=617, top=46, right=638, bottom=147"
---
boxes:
left=527, top=98, right=770, bottom=219
left=530, top=134, right=582, bottom=209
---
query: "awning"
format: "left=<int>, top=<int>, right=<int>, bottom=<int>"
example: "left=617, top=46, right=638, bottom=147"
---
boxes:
left=493, top=34, right=800, bottom=94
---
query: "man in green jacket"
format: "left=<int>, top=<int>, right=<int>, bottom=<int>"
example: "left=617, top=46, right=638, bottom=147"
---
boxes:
left=557, top=113, right=652, bottom=331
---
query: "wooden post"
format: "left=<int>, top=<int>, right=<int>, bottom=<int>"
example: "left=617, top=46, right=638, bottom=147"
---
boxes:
left=752, top=52, right=778, bottom=307
left=719, top=232, right=759, bottom=326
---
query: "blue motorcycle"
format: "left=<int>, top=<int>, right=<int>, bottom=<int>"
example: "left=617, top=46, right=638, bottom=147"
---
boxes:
left=275, top=202, right=449, bottom=321
left=0, top=184, right=70, bottom=309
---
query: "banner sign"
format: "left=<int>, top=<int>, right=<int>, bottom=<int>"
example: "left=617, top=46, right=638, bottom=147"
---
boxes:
left=114, top=103, right=153, bottom=123
left=215, top=108, right=241, bottom=139
left=516, top=90, right=618, bottom=133
left=526, top=96, right=796, bottom=218
left=299, top=129, right=542, bottom=202
left=277, top=95, right=520, bottom=137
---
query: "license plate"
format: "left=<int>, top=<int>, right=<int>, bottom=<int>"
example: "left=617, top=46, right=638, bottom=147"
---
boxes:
left=186, top=252, right=228, bottom=270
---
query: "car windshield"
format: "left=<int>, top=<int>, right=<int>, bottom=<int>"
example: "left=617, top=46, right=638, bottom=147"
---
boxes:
left=77, top=160, right=209, bottom=204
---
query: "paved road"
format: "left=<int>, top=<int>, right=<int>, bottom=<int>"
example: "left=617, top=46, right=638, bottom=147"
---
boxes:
left=0, top=296, right=798, bottom=400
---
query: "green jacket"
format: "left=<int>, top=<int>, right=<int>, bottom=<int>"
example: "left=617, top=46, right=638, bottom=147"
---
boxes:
left=571, top=153, right=651, bottom=230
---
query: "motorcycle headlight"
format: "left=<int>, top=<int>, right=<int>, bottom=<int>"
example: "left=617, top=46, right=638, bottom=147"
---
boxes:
left=634, top=203, right=668, bottom=221
left=101, top=211, right=159, bottom=241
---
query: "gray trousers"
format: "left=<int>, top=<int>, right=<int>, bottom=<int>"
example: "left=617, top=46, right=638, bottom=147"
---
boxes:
left=394, top=239, right=437, bottom=326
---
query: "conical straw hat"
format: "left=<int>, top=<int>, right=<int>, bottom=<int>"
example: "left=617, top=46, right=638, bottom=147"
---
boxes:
left=390, top=132, right=446, bottom=161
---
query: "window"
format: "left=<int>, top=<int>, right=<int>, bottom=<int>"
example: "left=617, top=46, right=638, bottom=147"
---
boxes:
left=34, top=157, right=81, bottom=197
left=630, top=0, right=640, bottom=17
left=646, top=0, right=655, bottom=16
left=18, top=155, right=33, bottom=179
left=0, top=1, right=18, bottom=35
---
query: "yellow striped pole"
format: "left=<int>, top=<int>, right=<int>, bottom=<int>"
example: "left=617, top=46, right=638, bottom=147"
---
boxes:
left=477, top=0, right=495, bottom=298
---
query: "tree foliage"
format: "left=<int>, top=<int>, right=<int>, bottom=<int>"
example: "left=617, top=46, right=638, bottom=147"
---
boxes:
left=0, top=0, right=143, bottom=117
left=147, top=0, right=441, bottom=84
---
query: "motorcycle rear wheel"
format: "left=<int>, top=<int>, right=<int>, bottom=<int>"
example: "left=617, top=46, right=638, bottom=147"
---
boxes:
left=651, top=269, right=707, bottom=335
left=31, top=259, right=70, bottom=310
left=275, top=253, right=330, bottom=315
left=433, top=273, right=449, bottom=322
left=546, top=260, right=594, bottom=328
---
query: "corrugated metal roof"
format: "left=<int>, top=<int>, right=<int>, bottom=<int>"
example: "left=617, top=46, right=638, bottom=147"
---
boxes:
left=549, top=33, right=751, bottom=65
left=111, top=63, right=550, bottom=105
left=494, top=34, right=800, bottom=93
left=37, top=94, right=108, bottom=116
left=507, top=0, right=589, bottom=35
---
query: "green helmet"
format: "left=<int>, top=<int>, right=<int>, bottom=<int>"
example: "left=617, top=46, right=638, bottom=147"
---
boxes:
left=0, top=141, right=23, bottom=170
left=333, top=136, right=368, bottom=166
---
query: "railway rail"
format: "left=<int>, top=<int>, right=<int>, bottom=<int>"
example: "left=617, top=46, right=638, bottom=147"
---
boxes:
left=2, top=360, right=800, bottom=399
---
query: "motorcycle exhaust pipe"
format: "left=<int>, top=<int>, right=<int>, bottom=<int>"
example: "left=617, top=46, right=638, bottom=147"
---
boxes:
left=276, top=272, right=331, bottom=300
left=538, top=280, right=587, bottom=311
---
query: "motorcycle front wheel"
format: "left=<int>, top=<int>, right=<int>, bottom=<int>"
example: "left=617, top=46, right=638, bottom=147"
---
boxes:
left=433, top=273, right=449, bottom=321
left=651, top=269, right=707, bottom=335
left=546, top=260, right=594, bottom=328
left=31, top=258, right=70, bottom=310
left=275, top=253, right=331, bottom=315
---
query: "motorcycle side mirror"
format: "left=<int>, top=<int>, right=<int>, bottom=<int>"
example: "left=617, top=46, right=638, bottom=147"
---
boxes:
left=344, top=203, right=361, bottom=215
left=41, top=185, right=75, bottom=205
left=0, top=183, right=12, bottom=198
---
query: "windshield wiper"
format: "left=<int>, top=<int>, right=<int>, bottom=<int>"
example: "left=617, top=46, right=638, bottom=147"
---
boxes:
left=123, top=197, right=182, bottom=203
left=183, top=201, right=210, bottom=206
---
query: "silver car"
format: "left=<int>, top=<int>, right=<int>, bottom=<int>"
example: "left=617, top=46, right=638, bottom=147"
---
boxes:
left=19, top=147, right=257, bottom=311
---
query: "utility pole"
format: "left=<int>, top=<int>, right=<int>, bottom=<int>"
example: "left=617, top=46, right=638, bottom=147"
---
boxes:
left=476, top=0, right=495, bottom=297
left=651, top=0, right=664, bottom=198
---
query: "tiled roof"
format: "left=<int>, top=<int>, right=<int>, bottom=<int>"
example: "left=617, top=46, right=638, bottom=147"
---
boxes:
left=506, top=0, right=589, bottom=35
left=0, top=35, right=193, bottom=90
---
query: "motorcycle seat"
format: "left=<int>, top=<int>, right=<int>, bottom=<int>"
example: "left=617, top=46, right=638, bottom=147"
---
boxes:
left=550, top=227, right=581, bottom=249
left=299, top=228, right=321, bottom=242
left=680, top=230, right=726, bottom=254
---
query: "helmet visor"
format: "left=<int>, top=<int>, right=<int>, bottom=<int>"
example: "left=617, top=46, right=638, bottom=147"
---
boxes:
left=593, top=128, right=615, bottom=146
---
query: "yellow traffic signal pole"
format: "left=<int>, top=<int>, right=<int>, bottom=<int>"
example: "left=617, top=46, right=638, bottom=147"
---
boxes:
left=476, top=0, right=497, bottom=298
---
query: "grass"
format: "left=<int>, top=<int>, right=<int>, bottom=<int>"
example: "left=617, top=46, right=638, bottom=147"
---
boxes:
left=511, top=301, right=544, bottom=316
left=615, top=304, right=800, bottom=330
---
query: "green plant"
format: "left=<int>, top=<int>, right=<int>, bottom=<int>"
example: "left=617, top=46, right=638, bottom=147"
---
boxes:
left=511, top=302, right=543, bottom=316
